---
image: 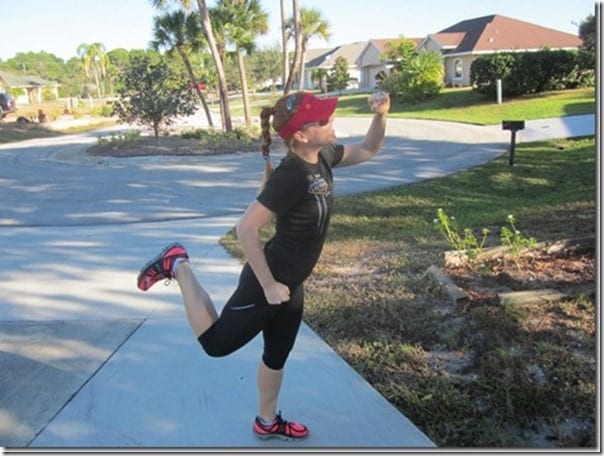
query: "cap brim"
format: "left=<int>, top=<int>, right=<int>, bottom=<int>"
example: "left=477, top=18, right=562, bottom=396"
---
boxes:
left=278, top=93, right=338, bottom=138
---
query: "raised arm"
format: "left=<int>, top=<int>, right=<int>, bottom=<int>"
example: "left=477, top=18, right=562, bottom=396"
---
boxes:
left=338, top=92, right=391, bottom=167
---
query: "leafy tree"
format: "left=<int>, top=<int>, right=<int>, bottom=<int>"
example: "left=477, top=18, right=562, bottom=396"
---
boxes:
left=151, top=9, right=214, bottom=127
left=248, top=43, right=282, bottom=90
left=62, top=57, right=88, bottom=97
left=382, top=36, right=417, bottom=70
left=106, top=48, right=131, bottom=96
left=77, top=42, right=109, bottom=98
left=113, top=56, right=198, bottom=139
left=0, top=51, right=65, bottom=82
left=327, top=56, right=350, bottom=93
left=578, top=13, right=596, bottom=68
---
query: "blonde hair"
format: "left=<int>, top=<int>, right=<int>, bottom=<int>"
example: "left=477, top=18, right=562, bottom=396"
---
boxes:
left=258, top=92, right=307, bottom=190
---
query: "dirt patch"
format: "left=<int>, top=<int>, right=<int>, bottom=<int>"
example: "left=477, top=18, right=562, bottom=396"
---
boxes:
left=443, top=238, right=596, bottom=306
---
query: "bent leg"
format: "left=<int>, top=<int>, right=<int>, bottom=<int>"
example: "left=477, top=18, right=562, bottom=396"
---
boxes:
left=197, top=263, right=277, bottom=357
left=174, top=260, right=218, bottom=338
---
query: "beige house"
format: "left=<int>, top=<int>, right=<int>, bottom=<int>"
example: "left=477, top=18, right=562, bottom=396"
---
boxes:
left=312, top=14, right=583, bottom=90
left=418, top=14, right=583, bottom=87
left=0, top=70, right=59, bottom=104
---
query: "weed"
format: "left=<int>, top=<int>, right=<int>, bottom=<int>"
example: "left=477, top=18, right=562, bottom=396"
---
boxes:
left=433, top=208, right=490, bottom=266
left=500, top=214, right=537, bottom=265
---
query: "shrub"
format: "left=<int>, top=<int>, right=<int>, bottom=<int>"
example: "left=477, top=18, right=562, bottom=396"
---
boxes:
left=471, top=49, right=593, bottom=98
left=181, top=126, right=259, bottom=151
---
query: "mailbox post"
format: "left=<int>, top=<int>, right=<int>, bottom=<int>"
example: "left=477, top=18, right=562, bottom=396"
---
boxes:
left=502, top=120, right=525, bottom=166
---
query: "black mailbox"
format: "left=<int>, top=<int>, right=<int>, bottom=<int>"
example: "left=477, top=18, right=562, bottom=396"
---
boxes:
left=502, top=120, right=525, bottom=165
left=502, top=120, right=525, bottom=131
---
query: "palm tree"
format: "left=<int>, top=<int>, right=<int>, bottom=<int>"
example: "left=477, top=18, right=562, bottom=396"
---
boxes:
left=293, top=7, right=330, bottom=91
left=77, top=42, right=108, bottom=98
left=212, top=0, right=268, bottom=127
left=151, top=9, right=214, bottom=127
left=311, top=67, right=329, bottom=94
left=195, top=0, right=233, bottom=131
left=150, top=0, right=233, bottom=132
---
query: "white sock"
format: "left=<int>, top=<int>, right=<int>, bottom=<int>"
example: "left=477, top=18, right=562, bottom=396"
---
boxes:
left=172, top=257, right=187, bottom=275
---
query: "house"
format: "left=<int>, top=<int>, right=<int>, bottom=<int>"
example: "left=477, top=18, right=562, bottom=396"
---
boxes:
left=0, top=70, right=59, bottom=104
left=306, top=14, right=583, bottom=90
left=302, top=41, right=368, bottom=90
left=418, top=14, right=583, bottom=87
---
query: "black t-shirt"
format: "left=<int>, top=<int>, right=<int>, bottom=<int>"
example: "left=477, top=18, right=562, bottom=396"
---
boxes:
left=257, top=143, right=344, bottom=288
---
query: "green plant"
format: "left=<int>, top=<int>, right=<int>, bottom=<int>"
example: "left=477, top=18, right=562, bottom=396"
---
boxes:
left=181, top=126, right=258, bottom=151
left=113, top=55, right=197, bottom=139
left=500, top=214, right=537, bottom=259
left=433, top=208, right=490, bottom=264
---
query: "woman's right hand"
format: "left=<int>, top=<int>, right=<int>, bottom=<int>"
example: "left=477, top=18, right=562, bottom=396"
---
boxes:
left=263, top=281, right=291, bottom=305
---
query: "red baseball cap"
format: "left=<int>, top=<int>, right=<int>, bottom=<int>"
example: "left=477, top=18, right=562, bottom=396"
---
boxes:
left=278, top=92, right=338, bottom=139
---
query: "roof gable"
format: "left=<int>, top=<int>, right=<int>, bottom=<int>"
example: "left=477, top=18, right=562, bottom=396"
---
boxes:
left=306, top=41, right=368, bottom=69
left=434, top=14, right=582, bottom=54
left=0, top=70, right=58, bottom=88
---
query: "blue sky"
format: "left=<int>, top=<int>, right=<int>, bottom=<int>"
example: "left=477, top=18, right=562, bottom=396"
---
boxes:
left=0, top=0, right=597, bottom=62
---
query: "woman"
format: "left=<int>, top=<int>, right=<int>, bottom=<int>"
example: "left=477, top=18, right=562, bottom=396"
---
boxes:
left=137, top=90, right=390, bottom=441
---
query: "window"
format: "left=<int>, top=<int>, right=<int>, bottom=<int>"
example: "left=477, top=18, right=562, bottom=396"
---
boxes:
left=454, top=59, right=463, bottom=79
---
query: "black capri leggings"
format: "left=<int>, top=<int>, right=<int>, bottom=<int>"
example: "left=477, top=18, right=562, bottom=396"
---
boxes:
left=197, top=262, right=304, bottom=370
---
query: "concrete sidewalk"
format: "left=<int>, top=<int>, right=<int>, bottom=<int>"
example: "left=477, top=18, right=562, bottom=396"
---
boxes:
left=0, top=114, right=594, bottom=449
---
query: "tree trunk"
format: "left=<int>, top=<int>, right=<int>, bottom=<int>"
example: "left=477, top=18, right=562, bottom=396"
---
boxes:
left=283, top=0, right=302, bottom=94
left=298, top=43, right=307, bottom=91
left=237, top=49, right=252, bottom=128
left=177, top=46, right=213, bottom=128
left=280, top=0, right=289, bottom=91
left=93, top=65, right=102, bottom=98
left=196, top=0, right=233, bottom=132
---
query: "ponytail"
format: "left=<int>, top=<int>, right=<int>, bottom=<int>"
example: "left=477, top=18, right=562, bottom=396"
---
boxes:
left=259, top=106, right=275, bottom=192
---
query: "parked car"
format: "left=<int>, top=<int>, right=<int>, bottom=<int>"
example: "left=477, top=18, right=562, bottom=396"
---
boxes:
left=0, top=93, right=16, bottom=119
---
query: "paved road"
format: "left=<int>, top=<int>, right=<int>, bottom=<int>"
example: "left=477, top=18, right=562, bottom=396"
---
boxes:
left=0, top=114, right=594, bottom=449
left=0, top=117, right=515, bottom=227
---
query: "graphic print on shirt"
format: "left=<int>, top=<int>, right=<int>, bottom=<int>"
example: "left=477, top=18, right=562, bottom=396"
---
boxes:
left=307, top=173, right=330, bottom=235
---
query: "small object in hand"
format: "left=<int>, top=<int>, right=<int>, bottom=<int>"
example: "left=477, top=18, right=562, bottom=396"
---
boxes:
left=368, top=91, right=388, bottom=111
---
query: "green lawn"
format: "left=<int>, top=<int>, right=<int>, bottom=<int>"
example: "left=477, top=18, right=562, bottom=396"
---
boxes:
left=335, top=87, right=596, bottom=124
left=240, top=87, right=595, bottom=125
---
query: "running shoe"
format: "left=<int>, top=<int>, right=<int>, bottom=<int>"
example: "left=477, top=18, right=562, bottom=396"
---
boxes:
left=137, top=242, right=188, bottom=291
left=253, top=411, right=309, bottom=441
